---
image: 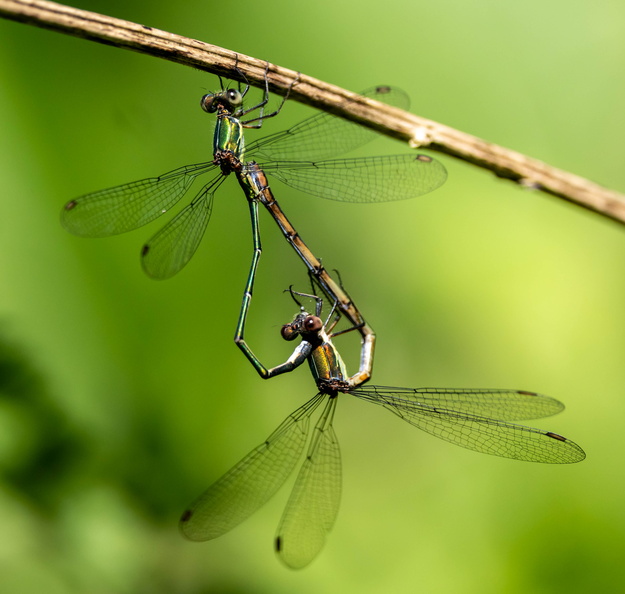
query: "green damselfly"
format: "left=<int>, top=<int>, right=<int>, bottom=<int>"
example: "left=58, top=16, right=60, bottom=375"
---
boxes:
left=61, top=70, right=446, bottom=385
left=179, top=290, right=585, bottom=569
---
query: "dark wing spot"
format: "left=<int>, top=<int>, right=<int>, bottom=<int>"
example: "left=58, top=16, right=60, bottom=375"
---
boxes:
left=275, top=536, right=282, bottom=552
left=415, top=154, right=432, bottom=163
left=180, top=509, right=193, bottom=522
left=375, top=86, right=391, bottom=94
left=518, top=390, right=538, bottom=396
left=546, top=432, right=567, bottom=442
left=64, top=200, right=78, bottom=211
left=141, top=244, right=150, bottom=256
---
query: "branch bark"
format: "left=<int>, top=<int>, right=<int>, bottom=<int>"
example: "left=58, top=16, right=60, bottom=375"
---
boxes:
left=1, top=0, right=624, bottom=225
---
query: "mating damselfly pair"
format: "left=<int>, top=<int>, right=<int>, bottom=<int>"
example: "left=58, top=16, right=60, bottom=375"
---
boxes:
left=61, top=66, right=585, bottom=569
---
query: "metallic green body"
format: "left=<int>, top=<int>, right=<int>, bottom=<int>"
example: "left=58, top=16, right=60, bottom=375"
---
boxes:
left=213, top=114, right=245, bottom=158
left=308, top=340, right=347, bottom=384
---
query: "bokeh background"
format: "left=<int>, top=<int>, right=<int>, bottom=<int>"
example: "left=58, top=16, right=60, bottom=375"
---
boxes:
left=1, top=0, right=624, bottom=592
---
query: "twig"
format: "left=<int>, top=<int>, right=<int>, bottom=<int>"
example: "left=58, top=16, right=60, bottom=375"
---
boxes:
left=1, top=0, right=624, bottom=225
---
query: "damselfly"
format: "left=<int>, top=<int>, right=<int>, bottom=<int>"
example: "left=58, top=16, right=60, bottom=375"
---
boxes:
left=61, top=69, right=446, bottom=385
left=179, top=290, right=585, bottom=569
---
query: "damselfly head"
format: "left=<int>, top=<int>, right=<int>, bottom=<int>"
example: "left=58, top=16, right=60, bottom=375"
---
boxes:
left=280, top=313, right=323, bottom=342
left=201, top=89, right=243, bottom=114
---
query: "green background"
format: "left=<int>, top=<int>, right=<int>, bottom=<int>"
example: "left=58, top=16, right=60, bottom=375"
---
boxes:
left=1, top=0, right=624, bottom=592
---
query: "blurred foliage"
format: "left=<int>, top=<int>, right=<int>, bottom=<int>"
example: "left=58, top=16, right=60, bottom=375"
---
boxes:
left=1, top=0, right=624, bottom=592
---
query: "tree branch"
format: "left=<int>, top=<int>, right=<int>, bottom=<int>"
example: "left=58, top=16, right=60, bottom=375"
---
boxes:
left=2, top=0, right=624, bottom=225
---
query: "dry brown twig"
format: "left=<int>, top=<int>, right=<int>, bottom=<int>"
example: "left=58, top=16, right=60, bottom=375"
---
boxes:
left=1, top=0, right=624, bottom=225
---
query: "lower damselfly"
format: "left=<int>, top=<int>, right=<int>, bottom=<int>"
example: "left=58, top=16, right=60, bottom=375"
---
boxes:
left=179, top=290, right=585, bottom=569
left=61, top=67, right=446, bottom=385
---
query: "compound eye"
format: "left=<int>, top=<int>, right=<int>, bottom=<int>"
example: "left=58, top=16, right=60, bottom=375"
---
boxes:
left=200, top=94, right=217, bottom=113
left=227, top=89, right=242, bottom=105
left=281, top=324, right=299, bottom=341
left=303, top=316, right=323, bottom=333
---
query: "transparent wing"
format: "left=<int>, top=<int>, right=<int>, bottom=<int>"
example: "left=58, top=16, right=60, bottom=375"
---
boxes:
left=140, top=176, right=225, bottom=279
left=350, top=386, right=585, bottom=464
left=249, top=86, right=410, bottom=162
left=61, top=163, right=216, bottom=237
left=356, top=387, right=566, bottom=420
left=179, top=393, right=325, bottom=542
left=263, top=153, right=447, bottom=203
left=275, top=395, right=341, bottom=569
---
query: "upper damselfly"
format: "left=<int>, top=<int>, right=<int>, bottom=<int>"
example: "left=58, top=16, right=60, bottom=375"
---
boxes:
left=61, top=76, right=446, bottom=280
left=179, top=290, right=585, bottom=569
